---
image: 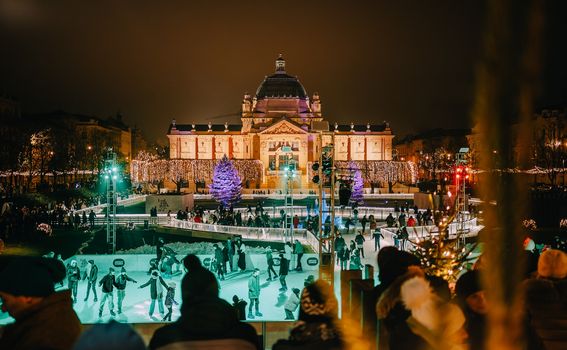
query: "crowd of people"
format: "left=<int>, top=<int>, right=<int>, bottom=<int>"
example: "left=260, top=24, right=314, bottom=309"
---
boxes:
left=0, top=240, right=566, bottom=349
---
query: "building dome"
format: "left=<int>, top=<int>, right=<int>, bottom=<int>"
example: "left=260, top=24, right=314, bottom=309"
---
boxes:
left=255, top=55, right=308, bottom=99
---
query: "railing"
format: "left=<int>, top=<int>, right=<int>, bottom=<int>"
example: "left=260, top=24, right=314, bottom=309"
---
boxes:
left=234, top=206, right=421, bottom=221
left=75, top=194, right=148, bottom=215
left=380, top=218, right=480, bottom=243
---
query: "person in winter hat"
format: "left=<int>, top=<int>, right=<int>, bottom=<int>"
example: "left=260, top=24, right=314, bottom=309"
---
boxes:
left=73, top=320, right=146, bottom=350
left=83, top=259, right=98, bottom=302
left=162, top=281, right=178, bottom=322
left=273, top=280, right=344, bottom=350
left=99, top=267, right=117, bottom=318
left=0, top=255, right=81, bottom=350
left=139, top=269, right=168, bottom=317
left=66, top=259, right=81, bottom=304
left=400, top=276, right=467, bottom=350
left=149, top=254, right=260, bottom=350
left=247, top=268, right=262, bottom=319
left=115, top=267, right=138, bottom=314
left=284, top=288, right=301, bottom=320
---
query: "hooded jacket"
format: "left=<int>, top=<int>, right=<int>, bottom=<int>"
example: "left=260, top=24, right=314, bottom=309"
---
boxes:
left=0, top=290, right=81, bottom=350
left=149, top=296, right=260, bottom=350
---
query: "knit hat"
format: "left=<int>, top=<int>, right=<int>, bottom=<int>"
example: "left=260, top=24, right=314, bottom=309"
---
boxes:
left=72, top=320, right=145, bottom=350
left=0, top=256, right=65, bottom=297
left=455, top=270, right=482, bottom=300
left=121, top=267, right=126, bottom=273
left=109, top=267, right=115, bottom=273
left=298, top=280, right=338, bottom=321
left=181, top=256, right=219, bottom=302
left=538, top=249, right=567, bottom=279
left=182, top=254, right=202, bottom=272
left=88, top=260, right=95, bottom=264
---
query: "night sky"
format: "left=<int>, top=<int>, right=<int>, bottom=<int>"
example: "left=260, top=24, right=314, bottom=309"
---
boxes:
left=1, top=0, right=565, bottom=143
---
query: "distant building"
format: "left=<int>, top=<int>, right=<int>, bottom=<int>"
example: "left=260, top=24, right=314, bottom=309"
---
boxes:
left=0, top=95, right=23, bottom=172
left=395, top=128, right=471, bottom=163
left=167, top=55, right=394, bottom=187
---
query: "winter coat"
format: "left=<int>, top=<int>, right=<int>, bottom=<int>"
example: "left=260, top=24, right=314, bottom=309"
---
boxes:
left=248, top=275, right=260, bottom=299
left=164, top=287, right=178, bottom=307
left=279, top=257, right=290, bottom=276
left=284, top=292, right=300, bottom=312
left=140, top=274, right=168, bottom=299
left=294, top=241, right=304, bottom=254
left=334, top=237, right=346, bottom=251
left=85, top=264, right=98, bottom=282
left=99, top=273, right=116, bottom=293
left=272, top=321, right=344, bottom=350
left=285, top=244, right=293, bottom=261
left=523, top=277, right=567, bottom=350
left=67, top=265, right=81, bottom=282
left=266, top=250, right=274, bottom=266
left=114, top=273, right=137, bottom=290
left=0, top=290, right=81, bottom=350
left=354, top=234, right=365, bottom=246
left=214, top=248, right=223, bottom=264
left=149, top=296, right=261, bottom=350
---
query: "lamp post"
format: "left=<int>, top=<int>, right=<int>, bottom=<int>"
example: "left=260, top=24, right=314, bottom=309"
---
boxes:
left=104, top=149, right=119, bottom=254
left=282, top=146, right=295, bottom=241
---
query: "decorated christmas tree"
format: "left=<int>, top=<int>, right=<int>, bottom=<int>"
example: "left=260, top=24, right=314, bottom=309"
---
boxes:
left=209, top=155, right=242, bottom=207
left=349, top=162, right=364, bottom=207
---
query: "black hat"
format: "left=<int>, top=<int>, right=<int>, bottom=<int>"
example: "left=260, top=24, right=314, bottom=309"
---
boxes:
left=0, top=256, right=65, bottom=297
left=121, top=267, right=126, bottom=273
left=455, top=270, right=482, bottom=300
left=88, top=259, right=95, bottom=264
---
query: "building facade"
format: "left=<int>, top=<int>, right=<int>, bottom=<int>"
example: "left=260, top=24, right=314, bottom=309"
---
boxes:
left=168, top=55, right=394, bottom=187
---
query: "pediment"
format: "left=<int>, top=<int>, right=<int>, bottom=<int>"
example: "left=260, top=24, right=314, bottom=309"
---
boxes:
left=258, top=119, right=308, bottom=135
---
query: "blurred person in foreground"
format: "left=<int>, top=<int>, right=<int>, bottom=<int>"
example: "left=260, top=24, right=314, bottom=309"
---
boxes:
left=273, top=279, right=368, bottom=350
left=149, top=254, right=260, bottom=350
left=0, top=255, right=81, bottom=350
left=73, top=320, right=145, bottom=350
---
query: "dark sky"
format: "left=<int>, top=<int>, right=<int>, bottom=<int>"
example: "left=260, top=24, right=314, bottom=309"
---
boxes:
left=0, top=0, right=565, bottom=143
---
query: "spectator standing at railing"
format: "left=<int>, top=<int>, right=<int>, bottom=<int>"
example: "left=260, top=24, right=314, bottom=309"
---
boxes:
left=407, top=216, right=416, bottom=227
left=416, top=211, right=423, bottom=226
left=82, top=211, right=87, bottom=226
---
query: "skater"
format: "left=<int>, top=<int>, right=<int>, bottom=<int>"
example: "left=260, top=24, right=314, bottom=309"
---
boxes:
left=213, top=244, right=225, bottom=280
left=284, top=288, right=301, bottom=320
left=386, top=213, right=396, bottom=227
left=66, top=260, right=81, bottom=304
left=361, top=215, right=368, bottom=234
left=355, top=231, right=366, bottom=258
left=339, top=245, right=350, bottom=270
left=334, top=233, right=346, bottom=265
left=284, top=242, right=293, bottom=269
left=222, top=241, right=229, bottom=274
left=373, top=228, right=385, bottom=252
left=114, top=267, right=138, bottom=314
left=139, top=269, right=168, bottom=317
left=237, top=242, right=247, bottom=271
left=156, top=237, right=165, bottom=261
left=232, top=295, right=248, bottom=321
left=278, top=253, right=289, bottom=292
left=399, top=226, right=409, bottom=251
left=98, top=268, right=116, bottom=317
left=247, top=268, right=262, bottom=319
left=266, top=247, right=278, bottom=281
left=56, top=254, right=65, bottom=287
left=294, top=239, right=304, bottom=271
left=83, top=259, right=98, bottom=302
left=349, top=248, right=362, bottom=270
left=162, top=282, right=178, bottom=321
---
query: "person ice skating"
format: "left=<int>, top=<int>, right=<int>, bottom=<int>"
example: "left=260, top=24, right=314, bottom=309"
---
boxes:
left=156, top=237, right=165, bottom=261
left=114, top=267, right=138, bottom=314
left=213, top=244, right=225, bottom=280
left=0, top=256, right=81, bottom=350
left=339, top=245, right=350, bottom=270
left=294, top=239, right=304, bottom=271
left=56, top=253, right=65, bottom=287
left=66, top=259, right=81, bottom=303
left=279, top=253, right=289, bottom=292
left=355, top=231, right=366, bottom=258
left=237, top=241, right=247, bottom=271
left=361, top=215, right=368, bottom=233
left=99, top=267, right=117, bottom=317
left=266, top=247, right=278, bottom=281
left=284, top=288, right=301, bottom=320
left=162, top=282, right=178, bottom=321
left=386, top=213, right=396, bottom=227
left=232, top=295, right=248, bottom=320
left=247, top=268, right=262, bottom=319
left=285, top=241, right=293, bottom=269
left=334, top=233, right=346, bottom=265
left=222, top=241, right=229, bottom=274
left=83, top=259, right=98, bottom=302
left=139, top=269, right=169, bottom=317
left=373, top=228, right=385, bottom=252
left=350, top=248, right=362, bottom=270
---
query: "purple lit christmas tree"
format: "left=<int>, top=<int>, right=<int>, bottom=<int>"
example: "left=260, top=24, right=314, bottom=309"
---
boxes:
left=349, top=162, right=364, bottom=207
left=209, top=155, right=242, bottom=207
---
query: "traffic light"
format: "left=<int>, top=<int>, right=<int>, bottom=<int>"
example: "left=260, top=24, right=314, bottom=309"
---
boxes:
left=311, top=162, right=320, bottom=184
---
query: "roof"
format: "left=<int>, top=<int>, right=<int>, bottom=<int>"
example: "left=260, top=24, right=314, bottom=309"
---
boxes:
left=169, top=123, right=241, bottom=134
left=255, top=73, right=308, bottom=99
left=332, top=123, right=389, bottom=133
